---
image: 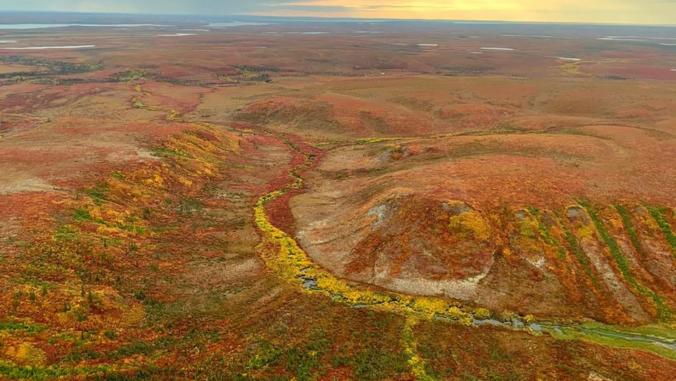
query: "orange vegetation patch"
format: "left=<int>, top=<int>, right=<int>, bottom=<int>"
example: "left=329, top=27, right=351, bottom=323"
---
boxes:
left=0, top=122, right=242, bottom=369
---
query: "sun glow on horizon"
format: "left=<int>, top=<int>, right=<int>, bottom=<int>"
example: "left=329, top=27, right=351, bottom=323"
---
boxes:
left=1, top=1, right=674, bottom=26
left=256, top=0, right=676, bottom=25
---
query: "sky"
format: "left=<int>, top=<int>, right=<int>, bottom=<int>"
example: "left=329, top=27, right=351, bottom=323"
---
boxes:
left=2, top=0, right=675, bottom=25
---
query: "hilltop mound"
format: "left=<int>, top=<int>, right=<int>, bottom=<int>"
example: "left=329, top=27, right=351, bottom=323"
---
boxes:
left=292, top=118, right=675, bottom=324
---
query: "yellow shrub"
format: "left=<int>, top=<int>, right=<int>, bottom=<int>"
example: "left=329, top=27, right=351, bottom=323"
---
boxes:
left=577, top=224, right=596, bottom=239
left=475, top=307, right=491, bottom=319
left=413, top=297, right=449, bottom=318
left=7, top=342, right=47, bottom=366
left=449, top=210, right=491, bottom=241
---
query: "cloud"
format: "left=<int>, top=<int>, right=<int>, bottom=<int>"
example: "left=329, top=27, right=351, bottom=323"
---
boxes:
left=268, top=4, right=353, bottom=14
left=3, top=0, right=289, bottom=14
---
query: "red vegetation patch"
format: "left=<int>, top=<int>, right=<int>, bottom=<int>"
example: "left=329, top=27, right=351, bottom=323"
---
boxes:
left=140, top=82, right=211, bottom=114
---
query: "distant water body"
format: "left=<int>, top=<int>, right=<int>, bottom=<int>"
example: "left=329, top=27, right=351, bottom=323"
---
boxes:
left=2, top=45, right=96, bottom=50
left=480, top=47, right=516, bottom=51
left=207, top=22, right=268, bottom=27
left=157, top=33, right=196, bottom=37
left=0, top=24, right=166, bottom=30
left=0, top=22, right=268, bottom=31
left=555, top=56, right=581, bottom=61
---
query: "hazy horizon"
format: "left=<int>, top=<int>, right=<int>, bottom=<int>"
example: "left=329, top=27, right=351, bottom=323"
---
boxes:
left=0, top=1, right=674, bottom=26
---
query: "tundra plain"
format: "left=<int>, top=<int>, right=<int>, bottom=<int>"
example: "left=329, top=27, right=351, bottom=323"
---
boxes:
left=0, top=18, right=675, bottom=380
